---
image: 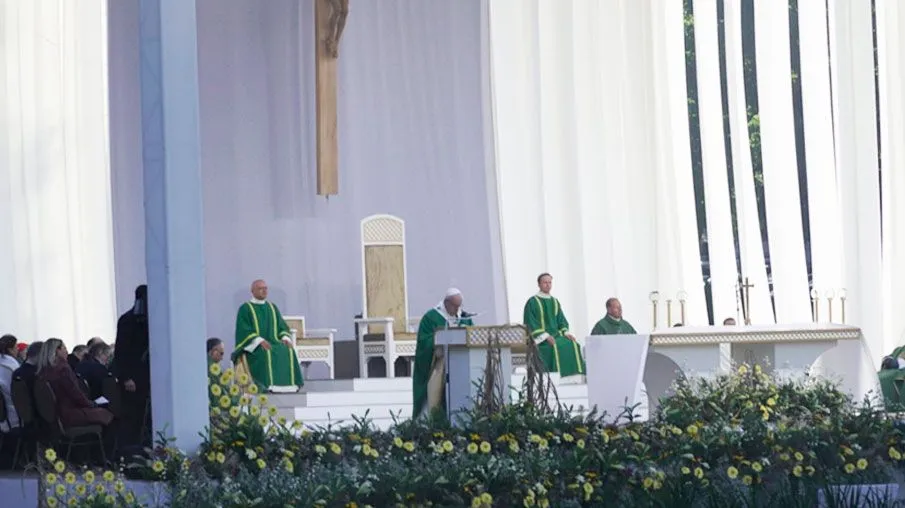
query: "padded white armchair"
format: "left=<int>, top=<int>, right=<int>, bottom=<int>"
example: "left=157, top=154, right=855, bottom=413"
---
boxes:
left=284, top=315, right=336, bottom=379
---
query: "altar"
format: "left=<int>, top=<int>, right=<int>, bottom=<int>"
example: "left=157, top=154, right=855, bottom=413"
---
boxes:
left=585, top=323, right=878, bottom=422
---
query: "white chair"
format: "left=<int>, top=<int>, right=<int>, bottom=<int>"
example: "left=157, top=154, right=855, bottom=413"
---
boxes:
left=284, top=315, right=336, bottom=379
left=354, top=214, right=418, bottom=378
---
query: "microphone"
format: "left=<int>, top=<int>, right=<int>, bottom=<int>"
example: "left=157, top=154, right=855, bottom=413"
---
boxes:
left=460, top=311, right=480, bottom=318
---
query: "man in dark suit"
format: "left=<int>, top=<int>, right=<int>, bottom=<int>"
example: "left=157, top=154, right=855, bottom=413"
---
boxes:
left=114, top=284, right=150, bottom=448
left=76, top=342, right=113, bottom=400
left=12, top=341, right=43, bottom=391
left=68, top=345, right=88, bottom=370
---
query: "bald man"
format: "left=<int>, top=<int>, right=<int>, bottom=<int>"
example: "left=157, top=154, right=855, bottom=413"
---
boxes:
left=232, top=280, right=303, bottom=393
left=412, top=288, right=474, bottom=419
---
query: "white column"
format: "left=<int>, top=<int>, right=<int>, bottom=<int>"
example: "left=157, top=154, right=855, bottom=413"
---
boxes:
left=723, top=0, right=773, bottom=324
left=753, top=0, right=811, bottom=323
left=694, top=0, right=737, bottom=324
left=139, top=0, right=208, bottom=451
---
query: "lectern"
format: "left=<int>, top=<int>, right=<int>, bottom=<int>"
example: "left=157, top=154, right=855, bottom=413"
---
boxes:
left=435, top=325, right=527, bottom=418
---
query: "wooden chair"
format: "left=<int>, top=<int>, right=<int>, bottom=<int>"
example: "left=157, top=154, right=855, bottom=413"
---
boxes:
left=284, top=316, right=336, bottom=379
left=33, top=381, right=106, bottom=464
left=354, top=214, right=418, bottom=378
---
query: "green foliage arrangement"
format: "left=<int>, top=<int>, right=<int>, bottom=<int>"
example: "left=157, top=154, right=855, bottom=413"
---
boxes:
left=37, top=363, right=905, bottom=507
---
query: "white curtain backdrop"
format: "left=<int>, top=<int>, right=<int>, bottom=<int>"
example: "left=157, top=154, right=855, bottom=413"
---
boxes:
left=723, top=0, right=773, bottom=324
left=489, top=0, right=706, bottom=336
left=876, top=0, right=905, bottom=354
left=825, top=0, right=883, bottom=396
left=752, top=0, right=811, bottom=323
left=694, top=0, right=737, bottom=324
left=0, top=0, right=116, bottom=348
left=798, top=0, right=844, bottom=309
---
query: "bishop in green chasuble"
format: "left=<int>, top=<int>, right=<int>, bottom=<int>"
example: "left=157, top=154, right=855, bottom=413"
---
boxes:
left=590, top=298, right=637, bottom=335
left=412, top=288, right=474, bottom=419
left=232, top=280, right=304, bottom=393
left=523, top=274, right=585, bottom=379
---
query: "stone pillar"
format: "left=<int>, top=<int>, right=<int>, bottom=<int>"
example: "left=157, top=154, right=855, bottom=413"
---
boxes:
left=139, top=0, right=208, bottom=452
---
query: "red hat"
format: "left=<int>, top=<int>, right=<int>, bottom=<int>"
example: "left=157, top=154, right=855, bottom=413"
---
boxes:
left=16, top=343, right=27, bottom=352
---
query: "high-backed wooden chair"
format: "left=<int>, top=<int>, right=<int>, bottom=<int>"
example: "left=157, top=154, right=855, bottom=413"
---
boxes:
left=284, top=315, right=336, bottom=379
left=354, top=214, right=417, bottom=378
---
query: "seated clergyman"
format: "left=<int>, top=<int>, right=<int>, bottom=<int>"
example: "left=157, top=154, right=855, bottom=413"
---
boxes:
left=523, top=273, right=585, bottom=379
left=232, top=280, right=304, bottom=393
left=591, top=298, right=637, bottom=335
left=412, top=288, right=474, bottom=419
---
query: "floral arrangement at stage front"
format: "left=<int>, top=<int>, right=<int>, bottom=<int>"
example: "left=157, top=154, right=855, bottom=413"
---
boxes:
left=41, top=362, right=905, bottom=507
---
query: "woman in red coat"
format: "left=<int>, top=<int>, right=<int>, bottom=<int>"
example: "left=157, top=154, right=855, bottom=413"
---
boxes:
left=37, top=338, right=113, bottom=428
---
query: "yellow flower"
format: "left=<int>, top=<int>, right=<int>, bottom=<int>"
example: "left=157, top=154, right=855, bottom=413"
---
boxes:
left=219, top=395, right=231, bottom=408
left=55, top=484, right=66, bottom=497
left=393, top=437, right=403, bottom=448
left=779, top=453, right=790, bottom=462
left=216, top=452, right=226, bottom=463
left=75, top=484, right=87, bottom=495
left=114, top=480, right=125, bottom=493
left=54, top=461, right=66, bottom=473
left=83, top=470, right=95, bottom=483
left=152, top=460, right=165, bottom=473
left=209, top=363, right=222, bottom=375
left=538, top=438, right=549, bottom=450
left=509, top=441, right=520, bottom=453
left=46, top=498, right=58, bottom=508
left=727, top=466, right=738, bottom=479
left=210, top=384, right=222, bottom=397
left=794, top=451, right=804, bottom=462
left=681, top=466, right=691, bottom=475
left=742, top=475, right=753, bottom=485
left=751, top=462, right=763, bottom=473
left=105, top=495, right=115, bottom=504
left=248, top=384, right=259, bottom=394
left=642, top=477, right=654, bottom=489
left=125, top=492, right=135, bottom=503
left=256, top=458, right=266, bottom=469
left=737, top=365, right=748, bottom=375
left=844, top=463, right=856, bottom=474
left=64, top=472, right=76, bottom=485
left=538, top=499, right=550, bottom=508
left=890, top=447, right=902, bottom=461
left=583, top=483, right=593, bottom=495
left=442, top=440, right=454, bottom=452
left=480, top=441, right=492, bottom=454
left=857, top=458, right=868, bottom=470
left=229, top=406, right=241, bottom=418
left=45, top=473, right=57, bottom=484
left=563, top=433, right=574, bottom=442
left=229, top=385, right=241, bottom=396
left=793, top=465, right=803, bottom=477
left=258, top=415, right=269, bottom=426
left=686, top=424, right=699, bottom=436
left=44, top=449, right=58, bottom=462
left=524, top=497, right=535, bottom=507
left=806, top=465, right=816, bottom=476
left=467, top=443, right=479, bottom=454
left=766, top=397, right=776, bottom=406
left=250, top=405, right=261, bottom=416
left=694, top=467, right=704, bottom=479
left=331, top=442, right=343, bottom=454
left=94, top=483, right=106, bottom=493
left=481, top=493, right=493, bottom=504
left=576, top=439, right=585, bottom=449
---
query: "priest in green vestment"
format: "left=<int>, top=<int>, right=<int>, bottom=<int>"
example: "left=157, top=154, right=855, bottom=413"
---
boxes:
left=232, top=280, right=304, bottom=393
left=412, top=288, right=474, bottom=419
left=591, top=298, right=638, bottom=335
left=523, top=273, right=586, bottom=379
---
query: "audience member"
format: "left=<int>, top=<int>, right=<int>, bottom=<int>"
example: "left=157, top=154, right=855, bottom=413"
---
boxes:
left=207, top=337, right=224, bottom=365
left=12, top=341, right=42, bottom=392
left=114, top=285, right=150, bottom=447
left=37, top=339, right=113, bottom=428
left=76, top=342, right=113, bottom=400
left=87, top=337, right=105, bottom=348
left=0, top=334, right=21, bottom=431
left=68, top=345, right=88, bottom=370
left=15, top=342, right=27, bottom=363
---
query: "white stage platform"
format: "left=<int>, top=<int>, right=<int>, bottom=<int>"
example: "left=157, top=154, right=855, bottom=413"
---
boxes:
left=270, top=374, right=648, bottom=430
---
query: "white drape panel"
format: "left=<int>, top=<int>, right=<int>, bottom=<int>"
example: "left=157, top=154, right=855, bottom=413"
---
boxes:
left=489, top=0, right=705, bottom=336
left=752, top=0, right=811, bottom=323
left=694, top=0, right=737, bottom=324
left=798, top=0, right=844, bottom=304
left=876, top=0, right=905, bottom=352
left=0, top=0, right=116, bottom=348
left=723, top=0, right=773, bottom=324
left=826, top=0, right=883, bottom=396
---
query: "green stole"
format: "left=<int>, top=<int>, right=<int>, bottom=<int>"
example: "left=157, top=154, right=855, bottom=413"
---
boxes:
left=522, top=294, right=585, bottom=377
left=233, top=301, right=304, bottom=391
left=412, top=306, right=474, bottom=418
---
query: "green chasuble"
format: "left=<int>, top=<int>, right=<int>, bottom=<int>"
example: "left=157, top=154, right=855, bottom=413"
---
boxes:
left=591, top=315, right=637, bottom=335
left=412, top=306, right=473, bottom=418
left=523, top=293, right=586, bottom=377
left=232, top=301, right=304, bottom=392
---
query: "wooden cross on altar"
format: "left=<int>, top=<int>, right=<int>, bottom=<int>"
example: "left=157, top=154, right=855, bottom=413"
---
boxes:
left=315, top=0, right=349, bottom=196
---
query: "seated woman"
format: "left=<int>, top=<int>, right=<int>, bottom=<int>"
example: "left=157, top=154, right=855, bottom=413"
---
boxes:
left=36, top=338, right=113, bottom=428
left=0, top=334, right=21, bottom=431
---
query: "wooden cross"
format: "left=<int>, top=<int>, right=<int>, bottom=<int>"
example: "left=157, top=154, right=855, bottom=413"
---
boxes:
left=315, top=0, right=349, bottom=196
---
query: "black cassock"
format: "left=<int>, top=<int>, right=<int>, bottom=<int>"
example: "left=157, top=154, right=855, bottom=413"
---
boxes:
left=114, top=305, right=151, bottom=448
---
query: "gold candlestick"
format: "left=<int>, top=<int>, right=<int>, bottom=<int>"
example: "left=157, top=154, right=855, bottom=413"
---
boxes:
left=666, top=299, right=673, bottom=327
left=677, top=290, right=688, bottom=325
left=825, top=289, right=835, bottom=323
left=649, top=291, right=660, bottom=329
left=839, top=288, right=847, bottom=324
left=810, top=289, right=820, bottom=323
